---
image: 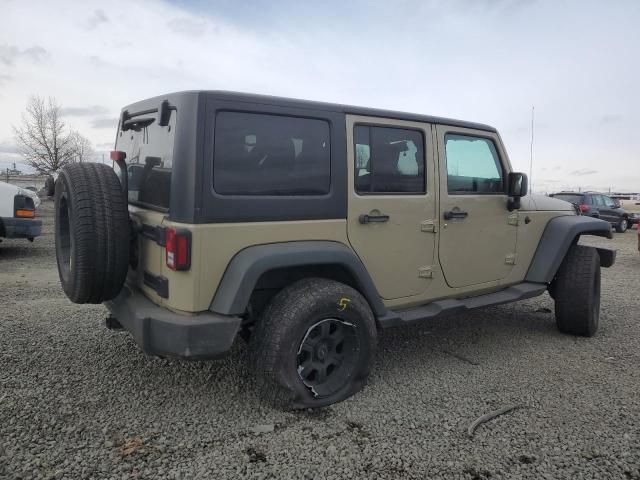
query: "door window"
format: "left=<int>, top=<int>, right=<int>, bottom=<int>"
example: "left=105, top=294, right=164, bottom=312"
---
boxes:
left=445, top=134, right=504, bottom=194
left=602, top=195, right=616, bottom=208
left=354, top=125, right=425, bottom=194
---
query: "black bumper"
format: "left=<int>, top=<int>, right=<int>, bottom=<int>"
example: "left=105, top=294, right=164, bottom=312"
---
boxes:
left=0, top=217, right=42, bottom=239
left=105, top=285, right=242, bottom=360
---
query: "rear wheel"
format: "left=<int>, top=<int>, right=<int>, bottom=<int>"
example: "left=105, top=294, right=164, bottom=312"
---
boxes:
left=55, top=163, right=129, bottom=304
left=553, top=245, right=600, bottom=337
left=250, top=278, right=377, bottom=409
left=615, top=218, right=628, bottom=233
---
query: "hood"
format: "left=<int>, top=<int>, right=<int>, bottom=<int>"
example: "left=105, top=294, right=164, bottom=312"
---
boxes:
left=0, top=181, right=20, bottom=196
left=0, top=181, right=41, bottom=208
left=521, top=194, right=575, bottom=212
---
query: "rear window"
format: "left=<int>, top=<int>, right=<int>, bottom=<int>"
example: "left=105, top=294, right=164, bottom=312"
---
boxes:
left=213, top=112, right=331, bottom=196
left=552, top=194, right=583, bottom=204
left=116, top=110, right=176, bottom=210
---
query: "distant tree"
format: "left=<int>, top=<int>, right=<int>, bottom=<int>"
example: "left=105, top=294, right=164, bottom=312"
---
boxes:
left=13, top=95, right=94, bottom=174
left=68, top=130, right=95, bottom=163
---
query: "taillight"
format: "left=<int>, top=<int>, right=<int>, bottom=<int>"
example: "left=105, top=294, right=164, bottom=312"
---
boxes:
left=110, top=150, right=126, bottom=162
left=579, top=204, right=589, bottom=213
left=15, top=209, right=35, bottom=218
left=14, top=195, right=35, bottom=218
left=165, top=228, right=191, bottom=271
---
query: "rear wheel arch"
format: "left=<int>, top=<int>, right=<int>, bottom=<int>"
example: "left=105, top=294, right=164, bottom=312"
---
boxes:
left=209, top=241, right=387, bottom=319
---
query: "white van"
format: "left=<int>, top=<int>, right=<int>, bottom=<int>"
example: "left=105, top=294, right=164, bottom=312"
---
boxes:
left=0, top=181, right=42, bottom=242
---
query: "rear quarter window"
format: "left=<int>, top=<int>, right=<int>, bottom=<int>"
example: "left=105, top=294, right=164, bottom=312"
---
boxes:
left=213, top=112, right=331, bottom=196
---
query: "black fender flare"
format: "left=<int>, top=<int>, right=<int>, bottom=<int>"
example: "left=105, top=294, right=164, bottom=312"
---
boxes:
left=525, top=215, right=614, bottom=284
left=209, top=241, right=387, bottom=317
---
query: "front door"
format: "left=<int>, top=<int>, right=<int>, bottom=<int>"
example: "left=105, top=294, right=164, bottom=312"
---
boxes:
left=346, top=115, right=436, bottom=301
left=436, top=126, right=517, bottom=288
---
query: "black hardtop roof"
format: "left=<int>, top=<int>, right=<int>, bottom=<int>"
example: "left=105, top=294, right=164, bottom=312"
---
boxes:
left=122, top=90, right=497, bottom=133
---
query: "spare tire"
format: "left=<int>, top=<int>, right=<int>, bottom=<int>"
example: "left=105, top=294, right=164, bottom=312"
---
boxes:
left=55, top=163, right=130, bottom=304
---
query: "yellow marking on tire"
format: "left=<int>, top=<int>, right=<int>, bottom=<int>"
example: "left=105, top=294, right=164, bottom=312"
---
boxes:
left=338, top=297, right=351, bottom=311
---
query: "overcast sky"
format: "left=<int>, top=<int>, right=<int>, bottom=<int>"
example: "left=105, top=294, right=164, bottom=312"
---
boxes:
left=1, top=0, right=639, bottom=193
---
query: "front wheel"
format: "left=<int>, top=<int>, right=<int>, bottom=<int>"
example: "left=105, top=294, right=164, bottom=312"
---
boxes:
left=250, top=278, right=377, bottom=409
left=553, top=245, right=601, bottom=337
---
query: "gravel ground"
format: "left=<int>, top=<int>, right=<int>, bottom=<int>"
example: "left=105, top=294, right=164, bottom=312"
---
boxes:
left=1, top=200, right=639, bottom=480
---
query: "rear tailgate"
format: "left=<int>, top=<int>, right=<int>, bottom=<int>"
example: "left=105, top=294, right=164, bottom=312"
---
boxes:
left=115, top=103, right=176, bottom=304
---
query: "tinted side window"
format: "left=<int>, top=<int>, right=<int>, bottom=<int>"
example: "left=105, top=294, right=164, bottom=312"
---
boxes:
left=445, top=134, right=504, bottom=194
left=354, top=125, right=425, bottom=194
left=214, top=112, right=330, bottom=196
left=594, top=195, right=605, bottom=207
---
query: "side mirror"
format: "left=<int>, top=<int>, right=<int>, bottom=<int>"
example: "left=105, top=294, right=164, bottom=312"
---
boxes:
left=507, top=172, right=528, bottom=211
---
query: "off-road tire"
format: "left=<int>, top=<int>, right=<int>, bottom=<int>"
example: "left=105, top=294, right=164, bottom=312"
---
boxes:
left=54, top=163, right=129, bottom=304
left=553, top=244, right=600, bottom=337
left=615, top=218, right=628, bottom=233
left=250, top=278, right=377, bottom=409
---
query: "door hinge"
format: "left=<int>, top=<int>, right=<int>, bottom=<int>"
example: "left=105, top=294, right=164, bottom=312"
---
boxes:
left=420, top=220, right=438, bottom=233
left=140, top=224, right=166, bottom=246
left=508, top=213, right=520, bottom=226
left=418, top=266, right=434, bottom=278
left=505, top=253, right=517, bottom=265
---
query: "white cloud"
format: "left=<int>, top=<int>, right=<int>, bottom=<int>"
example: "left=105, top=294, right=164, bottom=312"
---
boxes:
left=0, top=44, right=49, bottom=66
left=60, top=105, right=109, bottom=116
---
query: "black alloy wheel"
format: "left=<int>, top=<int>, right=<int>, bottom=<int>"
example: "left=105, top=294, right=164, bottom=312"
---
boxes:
left=296, top=318, right=359, bottom=398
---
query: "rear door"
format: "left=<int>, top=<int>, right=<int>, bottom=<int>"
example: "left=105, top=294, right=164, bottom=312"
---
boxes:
left=592, top=195, right=608, bottom=221
left=599, top=195, right=619, bottom=224
left=115, top=108, right=176, bottom=301
left=436, top=126, right=516, bottom=288
left=346, top=115, right=436, bottom=301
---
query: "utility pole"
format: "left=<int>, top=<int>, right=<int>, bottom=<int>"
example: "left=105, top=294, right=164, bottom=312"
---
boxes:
left=529, top=106, right=534, bottom=194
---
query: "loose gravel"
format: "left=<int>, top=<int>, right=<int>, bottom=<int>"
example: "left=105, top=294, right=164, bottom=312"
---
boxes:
left=1, top=200, right=639, bottom=479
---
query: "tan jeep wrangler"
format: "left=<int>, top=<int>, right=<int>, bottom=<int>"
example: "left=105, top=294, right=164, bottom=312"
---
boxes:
left=54, top=91, right=616, bottom=409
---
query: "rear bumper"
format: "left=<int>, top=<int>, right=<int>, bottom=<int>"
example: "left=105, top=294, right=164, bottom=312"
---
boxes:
left=0, top=217, right=42, bottom=239
left=104, top=285, right=242, bottom=360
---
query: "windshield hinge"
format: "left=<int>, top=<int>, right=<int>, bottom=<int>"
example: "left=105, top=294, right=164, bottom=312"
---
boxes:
left=508, top=213, right=520, bottom=226
left=505, top=253, right=517, bottom=265
left=140, top=224, right=166, bottom=247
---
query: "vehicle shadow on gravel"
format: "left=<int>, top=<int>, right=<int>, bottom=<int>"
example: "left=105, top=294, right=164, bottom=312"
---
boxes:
left=96, top=299, right=562, bottom=411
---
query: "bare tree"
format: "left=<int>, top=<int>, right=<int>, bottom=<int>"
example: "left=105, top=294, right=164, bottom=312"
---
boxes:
left=68, top=130, right=95, bottom=163
left=12, top=96, right=94, bottom=174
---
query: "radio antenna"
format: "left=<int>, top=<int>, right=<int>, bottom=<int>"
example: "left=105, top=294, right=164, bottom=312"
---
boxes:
left=529, top=106, right=534, bottom=193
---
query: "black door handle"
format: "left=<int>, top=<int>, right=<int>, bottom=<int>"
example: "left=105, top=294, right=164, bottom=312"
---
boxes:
left=359, top=214, right=390, bottom=224
left=443, top=210, right=468, bottom=220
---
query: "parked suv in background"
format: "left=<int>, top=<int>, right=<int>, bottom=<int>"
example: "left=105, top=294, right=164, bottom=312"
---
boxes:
left=53, top=91, right=615, bottom=409
left=550, top=191, right=633, bottom=232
